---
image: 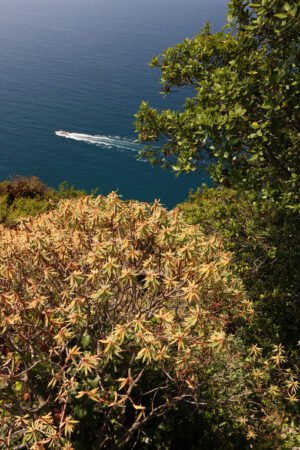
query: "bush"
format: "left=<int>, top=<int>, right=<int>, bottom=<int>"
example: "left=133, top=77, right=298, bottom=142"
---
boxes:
left=0, top=175, right=49, bottom=201
left=2, top=197, right=50, bottom=227
left=0, top=193, right=298, bottom=448
left=178, top=186, right=300, bottom=350
left=56, top=180, right=91, bottom=200
left=0, top=176, right=88, bottom=225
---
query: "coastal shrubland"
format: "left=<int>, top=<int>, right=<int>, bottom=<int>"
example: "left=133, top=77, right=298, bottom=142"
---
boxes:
left=0, top=0, right=299, bottom=447
left=0, top=193, right=298, bottom=448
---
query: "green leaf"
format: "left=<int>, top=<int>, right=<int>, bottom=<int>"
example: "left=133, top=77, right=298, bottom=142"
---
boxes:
left=81, top=334, right=91, bottom=349
left=15, top=381, right=22, bottom=392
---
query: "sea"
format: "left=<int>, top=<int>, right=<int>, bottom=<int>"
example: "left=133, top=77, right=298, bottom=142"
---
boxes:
left=0, top=0, right=228, bottom=208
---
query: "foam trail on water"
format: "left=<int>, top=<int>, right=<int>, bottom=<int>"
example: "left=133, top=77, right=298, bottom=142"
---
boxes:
left=55, top=130, right=140, bottom=152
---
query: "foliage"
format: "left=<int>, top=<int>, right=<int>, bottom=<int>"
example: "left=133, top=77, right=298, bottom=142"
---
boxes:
left=0, top=195, right=50, bottom=227
left=134, top=3, right=300, bottom=441
left=178, top=186, right=300, bottom=446
left=0, top=175, right=49, bottom=200
left=0, top=193, right=297, bottom=448
left=135, top=1, right=299, bottom=205
left=56, top=180, right=95, bottom=200
left=178, top=186, right=300, bottom=349
left=0, top=176, right=88, bottom=226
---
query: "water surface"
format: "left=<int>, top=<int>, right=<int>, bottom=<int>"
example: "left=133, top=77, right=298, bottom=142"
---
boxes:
left=0, top=0, right=228, bottom=207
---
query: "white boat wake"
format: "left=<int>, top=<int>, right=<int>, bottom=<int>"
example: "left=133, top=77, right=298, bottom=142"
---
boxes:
left=55, top=130, right=140, bottom=152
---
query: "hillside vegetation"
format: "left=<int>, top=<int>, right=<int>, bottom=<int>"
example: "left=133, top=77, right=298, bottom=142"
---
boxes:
left=0, top=176, right=89, bottom=226
left=178, top=186, right=299, bottom=351
left=0, top=193, right=298, bottom=448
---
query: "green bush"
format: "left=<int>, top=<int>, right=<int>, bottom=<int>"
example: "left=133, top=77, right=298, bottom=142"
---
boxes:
left=0, top=176, right=89, bottom=225
left=4, top=197, right=50, bottom=226
left=178, top=186, right=300, bottom=349
left=0, top=196, right=9, bottom=223
left=56, top=180, right=91, bottom=200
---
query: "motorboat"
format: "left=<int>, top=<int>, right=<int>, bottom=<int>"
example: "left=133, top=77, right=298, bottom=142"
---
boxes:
left=55, top=130, right=69, bottom=137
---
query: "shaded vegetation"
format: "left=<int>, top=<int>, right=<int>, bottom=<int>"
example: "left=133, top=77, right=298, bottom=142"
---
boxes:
left=0, top=176, right=91, bottom=226
left=178, top=186, right=300, bottom=350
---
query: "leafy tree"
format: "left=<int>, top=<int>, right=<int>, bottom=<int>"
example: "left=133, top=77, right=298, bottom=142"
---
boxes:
left=135, top=0, right=299, bottom=204
left=0, top=194, right=297, bottom=448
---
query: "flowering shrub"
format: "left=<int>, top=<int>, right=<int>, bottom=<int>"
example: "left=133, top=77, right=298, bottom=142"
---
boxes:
left=0, top=193, right=297, bottom=448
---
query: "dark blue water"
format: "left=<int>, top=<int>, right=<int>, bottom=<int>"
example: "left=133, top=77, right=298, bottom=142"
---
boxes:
left=0, top=0, right=227, bottom=208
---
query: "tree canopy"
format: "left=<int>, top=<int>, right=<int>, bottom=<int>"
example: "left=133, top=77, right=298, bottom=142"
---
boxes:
left=135, top=0, right=299, bottom=204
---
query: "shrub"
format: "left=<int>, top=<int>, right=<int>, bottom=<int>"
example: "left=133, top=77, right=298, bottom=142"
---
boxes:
left=178, top=186, right=300, bottom=350
left=0, top=196, right=9, bottom=223
left=0, top=176, right=88, bottom=226
left=0, top=193, right=298, bottom=448
left=3, top=197, right=50, bottom=227
left=0, top=175, right=49, bottom=201
left=56, top=180, right=90, bottom=200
